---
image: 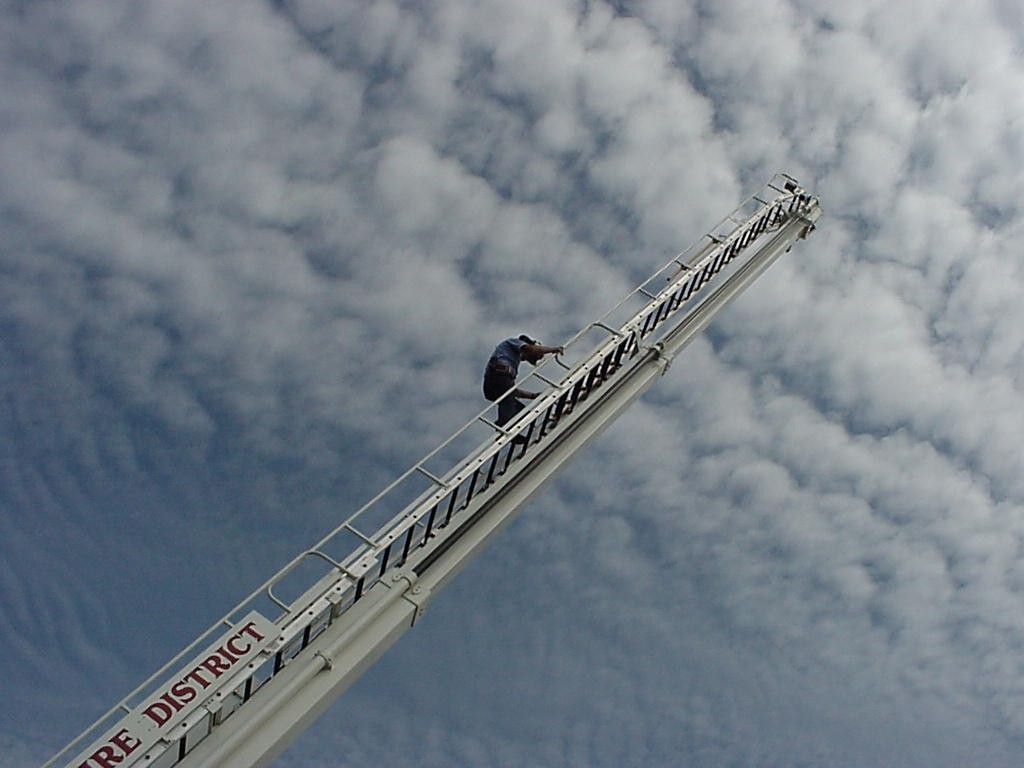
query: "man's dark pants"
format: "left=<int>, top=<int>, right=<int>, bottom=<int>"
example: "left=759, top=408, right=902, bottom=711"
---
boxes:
left=483, top=368, right=524, bottom=426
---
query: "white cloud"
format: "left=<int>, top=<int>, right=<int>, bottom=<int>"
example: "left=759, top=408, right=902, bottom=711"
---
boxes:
left=5, top=1, right=1024, bottom=766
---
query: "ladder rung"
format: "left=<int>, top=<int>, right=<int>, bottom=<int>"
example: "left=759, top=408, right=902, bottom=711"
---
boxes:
left=344, top=523, right=375, bottom=546
left=594, top=321, right=625, bottom=336
left=532, top=372, right=560, bottom=387
left=415, top=465, right=448, bottom=488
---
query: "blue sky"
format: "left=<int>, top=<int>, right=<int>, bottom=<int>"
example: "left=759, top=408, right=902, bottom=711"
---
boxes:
left=4, top=1, right=1024, bottom=766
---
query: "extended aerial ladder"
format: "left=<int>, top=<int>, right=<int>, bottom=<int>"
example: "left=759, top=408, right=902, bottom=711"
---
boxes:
left=49, top=174, right=820, bottom=768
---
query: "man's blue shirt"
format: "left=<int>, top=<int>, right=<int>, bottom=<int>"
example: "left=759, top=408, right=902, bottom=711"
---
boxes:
left=490, top=337, right=526, bottom=376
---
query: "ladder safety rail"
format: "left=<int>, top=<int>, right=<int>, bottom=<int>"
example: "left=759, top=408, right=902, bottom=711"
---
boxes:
left=49, top=173, right=821, bottom=768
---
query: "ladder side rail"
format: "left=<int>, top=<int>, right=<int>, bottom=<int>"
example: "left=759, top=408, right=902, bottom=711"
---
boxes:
left=73, top=293, right=652, bottom=768
left=276, top=179, right=802, bottom=606
left=168, top=338, right=672, bottom=768
left=60, top=256, right=707, bottom=768
left=174, top=194, right=822, bottom=768
left=297, top=187, right=824, bottom=651
left=555, top=173, right=791, bottom=354
left=267, top=186, right=817, bottom=635
left=123, top=400, right=574, bottom=767
left=47, top=177, right=816, bottom=768
left=51, top=185, right=798, bottom=768
left=626, top=196, right=792, bottom=349
left=406, top=193, right=823, bottom=597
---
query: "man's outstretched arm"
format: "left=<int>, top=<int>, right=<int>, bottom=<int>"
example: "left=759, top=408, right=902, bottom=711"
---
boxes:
left=527, top=343, right=564, bottom=356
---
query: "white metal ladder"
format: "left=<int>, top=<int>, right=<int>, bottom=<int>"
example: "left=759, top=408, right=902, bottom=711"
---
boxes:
left=50, top=173, right=821, bottom=768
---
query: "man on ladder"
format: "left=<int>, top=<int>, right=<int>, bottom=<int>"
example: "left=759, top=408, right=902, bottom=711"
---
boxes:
left=482, top=334, right=564, bottom=428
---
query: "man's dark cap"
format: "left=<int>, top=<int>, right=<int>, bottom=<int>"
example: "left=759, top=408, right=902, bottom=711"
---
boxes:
left=518, top=334, right=538, bottom=345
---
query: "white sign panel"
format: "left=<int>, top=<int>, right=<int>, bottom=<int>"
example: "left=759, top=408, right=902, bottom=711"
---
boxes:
left=68, top=611, right=277, bottom=768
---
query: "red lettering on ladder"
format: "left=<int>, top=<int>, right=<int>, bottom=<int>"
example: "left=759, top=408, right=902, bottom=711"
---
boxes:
left=77, top=728, right=142, bottom=768
left=200, top=652, right=232, bottom=678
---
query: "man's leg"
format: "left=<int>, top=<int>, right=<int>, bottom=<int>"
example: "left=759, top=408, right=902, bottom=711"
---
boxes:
left=497, top=395, right=524, bottom=427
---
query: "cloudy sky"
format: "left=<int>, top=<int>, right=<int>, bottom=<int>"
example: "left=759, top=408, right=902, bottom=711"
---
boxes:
left=4, top=0, right=1024, bottom=765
